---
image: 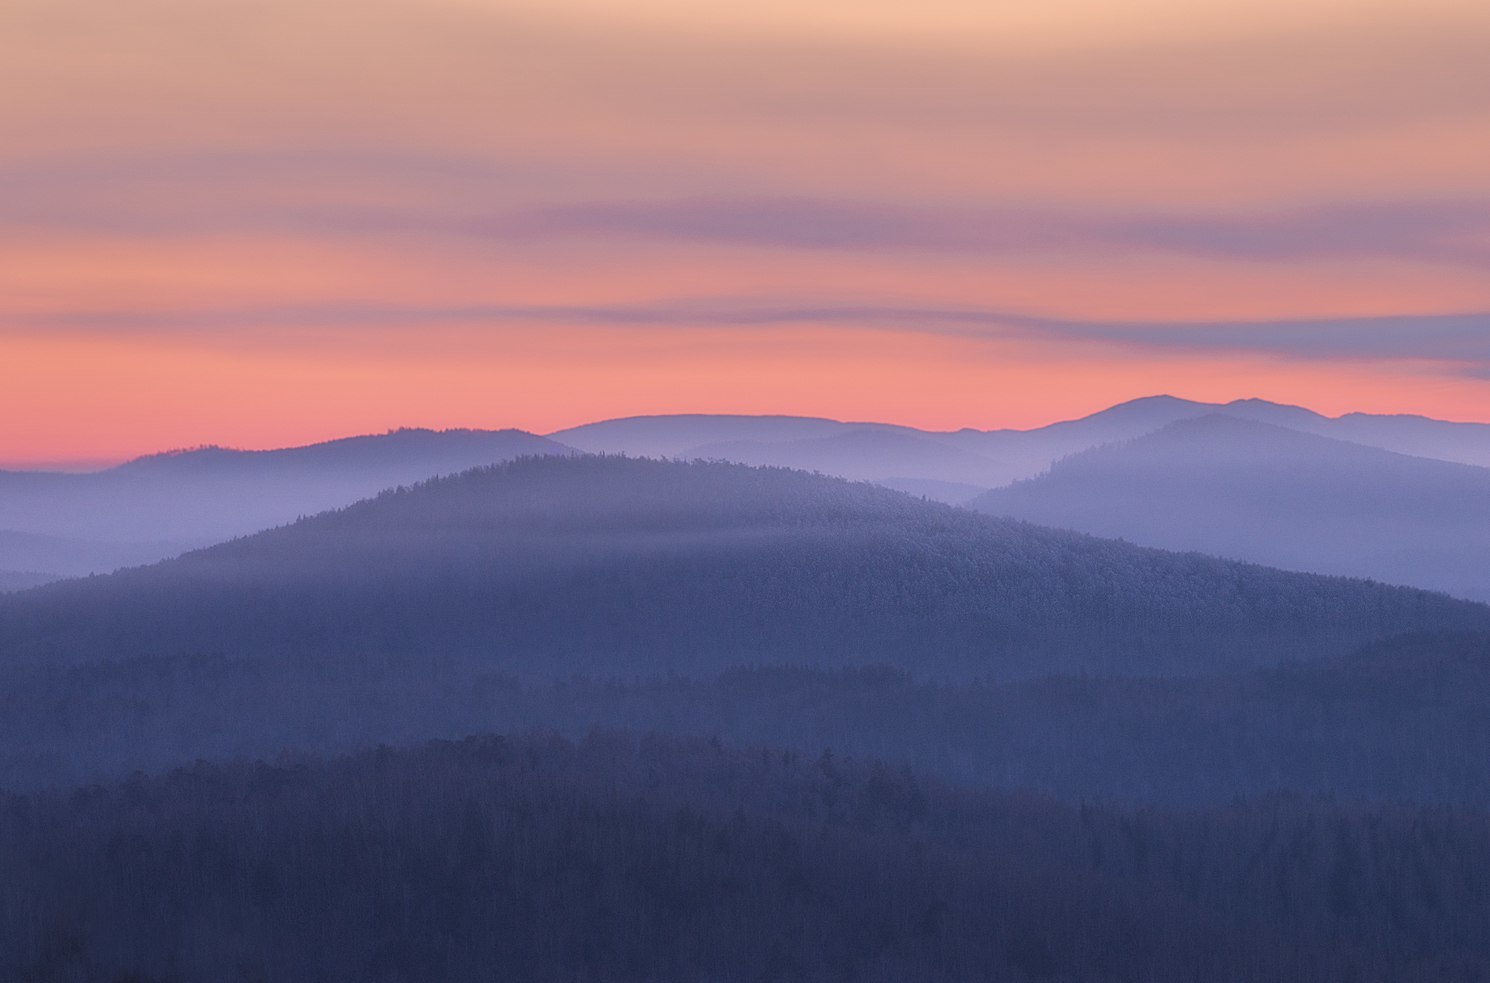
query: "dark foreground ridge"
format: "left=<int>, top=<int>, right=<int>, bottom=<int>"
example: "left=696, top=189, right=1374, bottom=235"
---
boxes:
left=5, top=731, right=1489, bottom=983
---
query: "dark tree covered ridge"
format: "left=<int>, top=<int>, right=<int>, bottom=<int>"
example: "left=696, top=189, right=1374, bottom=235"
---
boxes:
left=6, top=731, right=1490, bottom=983
left=3, top=456, right=1484, bottom=679
left=7, top=632, right=1490, bottom=804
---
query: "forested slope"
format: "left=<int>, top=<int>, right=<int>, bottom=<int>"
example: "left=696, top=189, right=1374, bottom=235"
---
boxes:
left=8, top=632, right=1490, bottom=802
left=2, top=456, right=1484, bottom=679
left=6, top=731, right=1490, bottom=983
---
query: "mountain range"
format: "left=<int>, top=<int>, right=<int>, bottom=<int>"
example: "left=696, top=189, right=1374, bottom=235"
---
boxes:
left=8, top=418, right=1490, bottom=983
left=3, top=455, right=1488, bottom=794
left=4, top=395, right=1489, bottom=603
left=6, top=455, right=1476, bottom=677
left=0, top=427, right=571, bottom=585
left=551, top=395, right=1490, bottom=498
left=971, top=415, right=1490, bottom=601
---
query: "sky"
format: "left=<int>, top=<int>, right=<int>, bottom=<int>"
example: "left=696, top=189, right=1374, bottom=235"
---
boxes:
left=3, top=0, right=1490, bottom=464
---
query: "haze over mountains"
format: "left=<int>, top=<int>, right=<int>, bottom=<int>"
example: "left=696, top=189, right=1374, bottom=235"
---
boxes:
left=551, top=395, right=1490, bottom=500
left=971, top=415, right=1490, bottom=602
left=0, top=428, right=572, bottom=585
left=3, top=455, right=1488, bottom=794
left=0, top=569, right=54, bottom=593
left=13, top=455, right=1477, bottom=677
left=7, top=405, right=1490, bottom=981
left=6, top=394, right=1489, bottom=603
left=554, top=397, right=1490, bottom=600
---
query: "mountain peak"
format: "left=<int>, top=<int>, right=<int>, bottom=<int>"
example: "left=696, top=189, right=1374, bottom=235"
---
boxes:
left=1102, top=394, right=1209, bottom=412
left=1221, top=397, right=1329, bottom=423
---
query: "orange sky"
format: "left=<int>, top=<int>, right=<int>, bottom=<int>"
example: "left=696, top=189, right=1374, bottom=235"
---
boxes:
left=3, top=0, right=1490, bottom=463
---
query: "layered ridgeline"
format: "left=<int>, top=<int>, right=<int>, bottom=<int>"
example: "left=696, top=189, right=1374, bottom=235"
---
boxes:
left=0, top=427, right=573, bottom=583
left=7, top=398, right=1486, bottom=587
left=2, top=456, right=1483, bottom=678
left=548, top=403, right=1222, bottom=497
left=971, top=416, right=1490, bottom=602
left=6, top=731, right=1490, bottom=983
left=3, top=456, right=1490, bottom=793
left=550, top=396, right=1490, bottom=501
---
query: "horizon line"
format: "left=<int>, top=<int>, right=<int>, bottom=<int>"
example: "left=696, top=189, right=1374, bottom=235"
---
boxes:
left=6, top=393, right=1490, bottom=473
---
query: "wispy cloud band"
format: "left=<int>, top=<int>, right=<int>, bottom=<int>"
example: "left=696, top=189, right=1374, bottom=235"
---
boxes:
left=504, top=197, right=1490, bottom=269
left=6, top=178, right=1486, bottom=269
left=18, top=299, right=1490, bottom=371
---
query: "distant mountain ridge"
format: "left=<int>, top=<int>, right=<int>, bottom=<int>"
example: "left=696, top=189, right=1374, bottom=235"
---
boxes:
left=15, top=396, right=1488, bottom=482
left=7, top=397, right=1489, bottom=593
left=0, top=427, right=575, bottom=578
left=553, top=400, right=1490, bottom=599
left=970, top=414, right=1490, bottom=601
left=111, top=426, right=571, bottom=478
left=549, top=396, right=1490, bottom=499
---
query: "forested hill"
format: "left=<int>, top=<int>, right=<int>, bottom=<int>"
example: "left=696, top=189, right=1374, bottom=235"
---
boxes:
left=2, top=456, right=1485, bottom=678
